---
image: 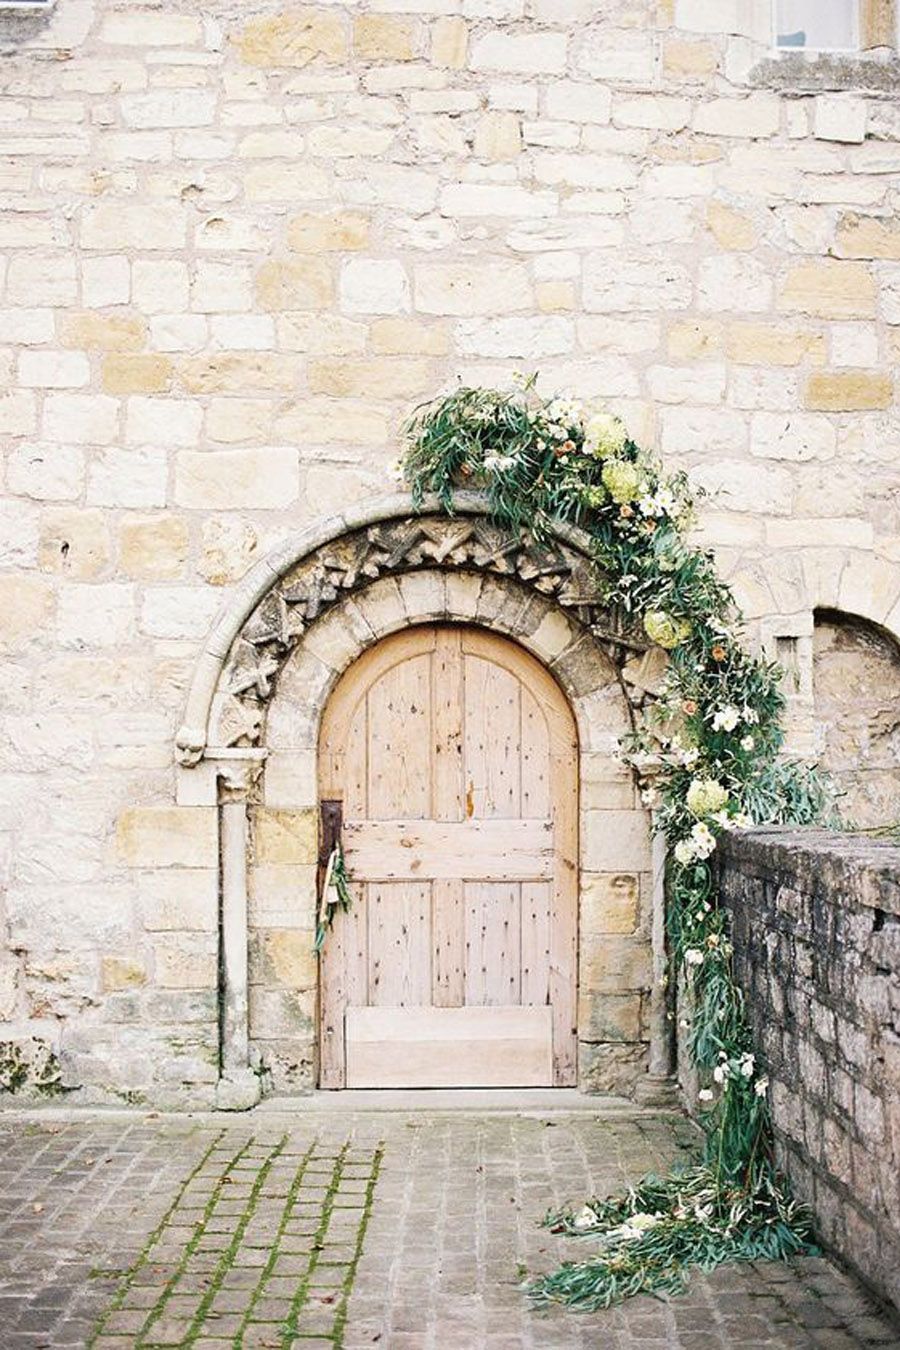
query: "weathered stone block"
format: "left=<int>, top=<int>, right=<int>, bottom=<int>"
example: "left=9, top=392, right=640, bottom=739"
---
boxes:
left=236, top=10, right=347, bottom=68
left=253, top=809, right=317, bottom=867
left=117, top=808, right=217, bottom=869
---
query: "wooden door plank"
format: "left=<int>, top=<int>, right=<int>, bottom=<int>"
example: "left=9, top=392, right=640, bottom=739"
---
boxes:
left=345, top=1004, right=553, bottom=1088
left=521, top=880, right=552, bottom=1007
left=432, top=877, right=465, bottom=1006
left=368, top=880, right=432, bottom=1006
left=432, top=627, right=464, bottom=822
left=521, top=685, right=551, bottom=819
left=343, top=818, right=553, bottom=880
left=463, top=652, right=521, bottom=819
left=465, top=881, right=521, bottom=1006
left=367, top=651, right=432, bottom=820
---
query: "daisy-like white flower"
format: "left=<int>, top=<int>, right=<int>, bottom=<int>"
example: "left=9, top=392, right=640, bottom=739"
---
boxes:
left=712, top=706, right=740, bottom=732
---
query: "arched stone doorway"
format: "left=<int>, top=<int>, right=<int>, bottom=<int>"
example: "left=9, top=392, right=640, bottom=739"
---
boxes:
left=317, top=623, right=578, bottom=1089
left=175, top=494, right=670, bottom=1107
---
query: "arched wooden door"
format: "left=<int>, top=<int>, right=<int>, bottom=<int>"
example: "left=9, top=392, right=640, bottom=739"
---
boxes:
left=317, top=624, right=578, bottom=1088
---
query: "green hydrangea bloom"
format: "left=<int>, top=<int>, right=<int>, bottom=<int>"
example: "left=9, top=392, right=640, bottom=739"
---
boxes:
left=686, top=778, right=729, bottom=817
left=601, top=458, right=643, bottom=504
left=643, top=610, right=691, bottom=650
left=583, top=412, right=628, bottom=459
left=579, top=484, right=609, bottom=509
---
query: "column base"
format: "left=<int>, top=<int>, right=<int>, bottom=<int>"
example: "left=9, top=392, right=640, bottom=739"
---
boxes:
left=215, top=1068, right=262, bottom=1112
left=633, top=1073, right=682, bottom=1109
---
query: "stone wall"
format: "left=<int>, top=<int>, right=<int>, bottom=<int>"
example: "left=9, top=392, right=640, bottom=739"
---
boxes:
left=1, top=0, right=900, bottom=1100
left=719, top=827, right=900, bottom=1315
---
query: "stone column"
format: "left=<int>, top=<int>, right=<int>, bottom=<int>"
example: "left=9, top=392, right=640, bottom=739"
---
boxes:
left=635, top=820, right=678, bottom=1106
left=180, top=749, right=267, bottom=1111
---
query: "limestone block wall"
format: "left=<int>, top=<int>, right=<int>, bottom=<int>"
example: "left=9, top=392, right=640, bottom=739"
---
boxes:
left=719, top=828, right=900, bottom=1315
left=0, top=0, right=899, bottom=1100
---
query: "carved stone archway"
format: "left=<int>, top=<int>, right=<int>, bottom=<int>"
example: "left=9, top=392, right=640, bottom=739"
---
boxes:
left=175, top=494, right=672, bottom=1108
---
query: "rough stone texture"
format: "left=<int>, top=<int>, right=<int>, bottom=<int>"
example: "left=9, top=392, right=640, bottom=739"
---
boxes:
left=1, top=0, right=900, bottom=1105
left=813, top=612, right=900, bottom=828
left=1, top=1104, right=898, bottom=1349
left=720, top=827, right=900, bottom=1317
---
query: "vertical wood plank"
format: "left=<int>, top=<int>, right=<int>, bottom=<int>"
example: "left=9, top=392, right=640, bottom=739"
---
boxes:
left=368, top=880, right=432, bottom=1006
left=521, top=686, right=551, bottom=819
left=465, top=881, right=521, bottom=1006
left=432, top=628, right=464, bottom=822
left=463, top=654, right=520, bottom=819
left=521, top=881, right=552, bottom=1007
left=367, top=652, right=432, bottom=820
left=432, top=877, right=465, bottom=1006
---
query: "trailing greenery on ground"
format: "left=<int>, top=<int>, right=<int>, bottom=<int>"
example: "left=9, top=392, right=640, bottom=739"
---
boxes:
left=400, top=375, right=830, bottom=1310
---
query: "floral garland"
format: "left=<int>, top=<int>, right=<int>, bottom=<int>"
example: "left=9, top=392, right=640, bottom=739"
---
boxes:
left=400, top=375, right=831, bottom=1310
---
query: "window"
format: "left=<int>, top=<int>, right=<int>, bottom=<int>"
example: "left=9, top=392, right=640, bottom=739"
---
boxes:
left=775, top=0, right=858, bottom=51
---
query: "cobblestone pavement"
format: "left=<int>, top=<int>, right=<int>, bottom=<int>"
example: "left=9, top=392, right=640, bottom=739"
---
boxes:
left=0, top=1107, right=897, bottom=1350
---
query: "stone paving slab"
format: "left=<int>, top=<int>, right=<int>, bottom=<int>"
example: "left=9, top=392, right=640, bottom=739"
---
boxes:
left=0, top=1108, right=897, bottom=1349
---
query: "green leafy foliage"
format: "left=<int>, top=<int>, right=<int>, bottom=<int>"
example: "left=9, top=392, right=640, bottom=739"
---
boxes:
left=401, top=377, right=832, bottom=1310
left=314, top=843, right=354, bottom=954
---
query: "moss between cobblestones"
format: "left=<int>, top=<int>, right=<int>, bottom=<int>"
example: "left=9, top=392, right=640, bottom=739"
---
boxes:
left=88, top=1134, right=384, bottom=1350
left=88, top=1130, right=227, bottom=1347
left=330, top=1146, right=383, bottom=1347
left=177, top=1136, right=289, bottom=1347
left=231, top=1138, right=319, bottom=1343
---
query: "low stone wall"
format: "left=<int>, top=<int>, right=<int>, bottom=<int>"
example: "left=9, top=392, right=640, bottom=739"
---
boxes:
left=718, top=828, right=900, bottom=1315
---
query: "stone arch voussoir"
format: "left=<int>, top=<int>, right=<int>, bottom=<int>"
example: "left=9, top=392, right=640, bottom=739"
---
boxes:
left=176, top=492, right=661, bottom=768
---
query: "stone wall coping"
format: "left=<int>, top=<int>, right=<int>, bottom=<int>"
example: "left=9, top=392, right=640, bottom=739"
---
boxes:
left=176, top=490, right=598, bottom=764
left=719, top=826, right=900, bottom=917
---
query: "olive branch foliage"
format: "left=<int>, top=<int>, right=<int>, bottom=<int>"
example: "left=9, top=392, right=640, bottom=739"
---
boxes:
left=401, top=376, right=833, bottom=1311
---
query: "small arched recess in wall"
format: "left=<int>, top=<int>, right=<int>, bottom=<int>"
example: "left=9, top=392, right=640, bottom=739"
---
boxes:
left=175, top=493, right=671, bottom=1109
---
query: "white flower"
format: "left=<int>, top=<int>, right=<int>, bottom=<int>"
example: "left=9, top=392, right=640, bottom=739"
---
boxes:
left=698, top=1088, right=714, bottom=1102
left=674, top=839, right=696, bottom=866
left=712, top=1062, right=728, bottom=1084
left=742, top=706, right=759, bottom=725
left=483, top=452, right=517, bottom=473
left=733, top=811, right=753, bottom=829
left=681, top=747, right=700, bottom=768
left=571, top=1204, right=597, bottom=1231
left=546, top=396, right=584, bottom=427
left=694, top=1203, right=713, bottom=1222
left=684, top=948, right=704, bottom=967
left=690, top=821, right=717, bottom=859
left=740, top=735, right=755, bottom=752
left=628, top=1213, right=660, bottom=1233
left=739, top=1053, right=755, bottom=1078
left=754, top=1076, right=769, bottom=1098
left=712, top=706, right=740, bottom=733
